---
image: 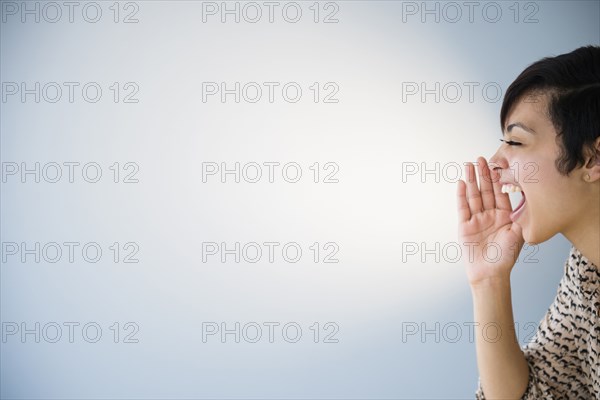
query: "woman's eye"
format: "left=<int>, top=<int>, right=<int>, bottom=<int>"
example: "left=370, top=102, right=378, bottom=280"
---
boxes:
left=500, top=139, right=522, bottom=146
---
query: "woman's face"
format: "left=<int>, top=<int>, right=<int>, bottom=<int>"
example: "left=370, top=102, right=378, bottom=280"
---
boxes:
left=489, top=93, right=592, bottom=244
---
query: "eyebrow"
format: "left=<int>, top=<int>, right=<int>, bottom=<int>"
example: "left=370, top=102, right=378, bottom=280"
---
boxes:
left=504, top=122, right=536, bottom=135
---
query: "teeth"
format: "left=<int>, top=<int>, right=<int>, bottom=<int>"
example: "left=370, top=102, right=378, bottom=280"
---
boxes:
left=501, top=184, right=522, bottom=193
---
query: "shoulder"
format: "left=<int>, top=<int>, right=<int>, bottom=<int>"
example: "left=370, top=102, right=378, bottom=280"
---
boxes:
left=564, top=246, right=599, bottom=297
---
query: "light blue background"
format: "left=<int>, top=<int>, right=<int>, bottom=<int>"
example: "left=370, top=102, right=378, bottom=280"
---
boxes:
left=1, top=1, right=599, bottom=398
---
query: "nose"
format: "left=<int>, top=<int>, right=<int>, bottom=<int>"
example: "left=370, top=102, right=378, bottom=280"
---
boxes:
left=489, top=145, right=508, bottom=171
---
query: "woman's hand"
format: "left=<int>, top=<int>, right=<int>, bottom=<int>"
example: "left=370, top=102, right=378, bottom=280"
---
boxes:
left=457, top=157, right=525, bottom=287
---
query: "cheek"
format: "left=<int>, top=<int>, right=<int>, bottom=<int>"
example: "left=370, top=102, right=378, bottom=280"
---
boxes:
left=513, top=139, right=567, bottom=241
left=518, top=149, right=561, bottom=197
left=524, top=167, right=576, bottom=239
left=526, top=161, right=563, bottom=208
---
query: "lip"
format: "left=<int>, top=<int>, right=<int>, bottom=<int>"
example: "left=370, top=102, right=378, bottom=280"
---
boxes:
left=499, top=181, right=520, bottom=186
left=510, top=191, right=526, bottom=222
left=499, top=181, right=526, bottom=222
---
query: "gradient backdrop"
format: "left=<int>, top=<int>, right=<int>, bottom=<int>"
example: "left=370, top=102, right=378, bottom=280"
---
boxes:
left=1, top=0, right=599, bottom=398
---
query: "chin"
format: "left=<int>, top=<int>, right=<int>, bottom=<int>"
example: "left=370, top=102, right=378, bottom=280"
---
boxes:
left=522, top=224, right=555, bottom=246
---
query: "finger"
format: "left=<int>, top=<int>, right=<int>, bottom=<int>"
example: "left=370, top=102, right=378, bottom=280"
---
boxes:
left=457, top=180, right=471, bottom=222
left=506, top=223, right=524, bottom=263
left=477, top=156, right=496, bottom=210
left=511, top=220, right=523, bottom=239
left=491, top=168, right=512, bottom=211
left=464, top=162, right=483, bottom=214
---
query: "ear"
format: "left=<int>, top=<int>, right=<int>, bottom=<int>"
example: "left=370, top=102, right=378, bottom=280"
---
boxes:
left=584, top=136, right=600, bottom=182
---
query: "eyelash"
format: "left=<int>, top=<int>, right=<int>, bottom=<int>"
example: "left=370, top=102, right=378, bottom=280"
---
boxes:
left=500, top=139, right=522, bottom=146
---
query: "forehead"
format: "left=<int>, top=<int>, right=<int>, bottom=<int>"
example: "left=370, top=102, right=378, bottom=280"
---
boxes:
left=504, top=91, right=555, bottom=133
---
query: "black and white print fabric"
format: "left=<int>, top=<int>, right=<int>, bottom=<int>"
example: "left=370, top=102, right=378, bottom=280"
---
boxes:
left=476, top=246, right=599, bottom=399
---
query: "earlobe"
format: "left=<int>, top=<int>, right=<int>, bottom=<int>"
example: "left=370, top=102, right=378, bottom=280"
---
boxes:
left=585, top=162, right=600, bottom=181
left=587, top=168, right=600, bottom=182
left=583, top=137, right=600, bottom=182
left=585, top=137, right=600, bottom=168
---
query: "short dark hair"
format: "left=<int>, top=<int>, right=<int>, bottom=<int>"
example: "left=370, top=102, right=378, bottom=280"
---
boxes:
left=500, top=46, right=600, bottom=175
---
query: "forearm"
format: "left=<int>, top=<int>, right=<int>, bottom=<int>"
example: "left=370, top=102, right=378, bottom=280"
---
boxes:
left=471, top=277, right=530, bottom=399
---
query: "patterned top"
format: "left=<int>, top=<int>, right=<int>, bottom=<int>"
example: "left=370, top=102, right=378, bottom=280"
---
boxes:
left=475, top=246, right=600, bottom=399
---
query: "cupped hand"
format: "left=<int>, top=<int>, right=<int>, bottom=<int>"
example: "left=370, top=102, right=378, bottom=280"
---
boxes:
left=457, top=157, right=525, bottom=286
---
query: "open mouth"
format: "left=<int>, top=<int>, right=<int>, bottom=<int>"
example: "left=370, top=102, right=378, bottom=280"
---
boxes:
left=502, top=184, right=526, bottom=222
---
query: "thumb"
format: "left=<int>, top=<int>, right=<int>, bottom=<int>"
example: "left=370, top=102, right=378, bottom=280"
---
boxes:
left=511, top=221, right=524, bottom=240
left=507, top=222, right=525, bottom=264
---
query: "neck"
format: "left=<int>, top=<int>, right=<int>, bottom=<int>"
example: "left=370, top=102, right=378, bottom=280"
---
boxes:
left=563, top=187, right=600, bottom=268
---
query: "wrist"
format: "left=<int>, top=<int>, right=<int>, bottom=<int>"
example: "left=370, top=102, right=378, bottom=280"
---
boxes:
left=469, top=275, right=512, bottom=294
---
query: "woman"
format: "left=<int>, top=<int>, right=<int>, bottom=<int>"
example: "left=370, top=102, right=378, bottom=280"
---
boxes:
left=457, top=46, right=600, bottom=398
